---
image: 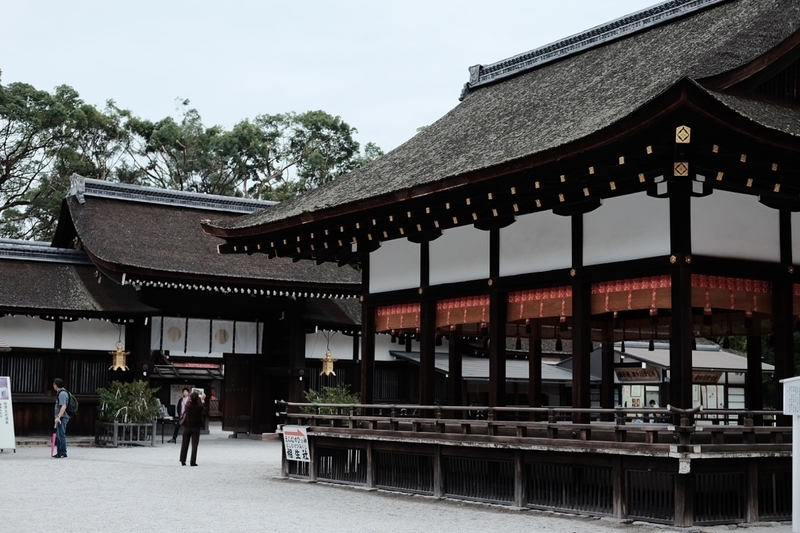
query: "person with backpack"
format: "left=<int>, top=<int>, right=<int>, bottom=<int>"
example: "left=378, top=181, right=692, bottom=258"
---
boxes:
left=52, top=378, right=71, bottom=458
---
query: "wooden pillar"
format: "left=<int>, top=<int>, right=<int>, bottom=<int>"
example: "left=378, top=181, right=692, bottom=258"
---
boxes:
left=365, top=441, right=375, bottom=489
left=746, top=335, right=763, bottom=411
left=772, top=277, right=793, bottom=423
left=360, top=304, right=375, bottom=405
left=571, top=279, right=591, bottom=423
left=601, top=327, right=615, bottom=421
left=488, top=289, right=508, bottom=407
left=419, top=298, right=437, bottom=405
left=669, top=175, right=693, bottom=411
left=528, top=332, right=542, bottom=408
left=513, top=450, right=526, bottom=508
left=361, top=253, right=375, bottom=405
left=674, top=469, right=695, bottom=527
left=448, top=334, right=463, bottom=407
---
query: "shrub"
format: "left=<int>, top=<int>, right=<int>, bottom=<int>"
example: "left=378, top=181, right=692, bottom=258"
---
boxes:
left=97, top=380, right=160, bottom=423
left=302, top=384, right=360, bottom=415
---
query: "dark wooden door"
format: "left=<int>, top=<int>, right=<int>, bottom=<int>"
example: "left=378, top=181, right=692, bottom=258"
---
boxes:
left=222, top=353, right=254, bottom=433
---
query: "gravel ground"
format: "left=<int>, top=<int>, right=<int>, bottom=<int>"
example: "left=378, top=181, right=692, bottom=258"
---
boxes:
left=0, top=423, right=792, bottom=533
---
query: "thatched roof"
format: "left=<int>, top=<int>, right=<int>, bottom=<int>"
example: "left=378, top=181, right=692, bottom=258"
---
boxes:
left=0, top=240, right=155, bottom=315
left=204, top=0, right=800, bottom=238
left=55, top=176, right=360, bottom=294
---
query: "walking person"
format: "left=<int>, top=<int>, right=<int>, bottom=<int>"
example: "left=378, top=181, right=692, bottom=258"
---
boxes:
left=168, top=388, right=190, bottom=443
left=179, top=391, right=205, bottom=466
left=52, top=378, right=70, bottom=458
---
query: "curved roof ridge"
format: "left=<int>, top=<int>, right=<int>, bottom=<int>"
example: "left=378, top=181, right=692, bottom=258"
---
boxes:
left=460, top=0, right=729, bottom=99
left=68, top=174, right=276, bottom=214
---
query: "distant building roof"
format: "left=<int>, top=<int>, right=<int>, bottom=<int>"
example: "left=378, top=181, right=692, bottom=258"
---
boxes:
left=619, top=346, right=774, bottom=372
left=391, top=351, right=590, bottom=383
left=0, top=240, right=156, bottom=316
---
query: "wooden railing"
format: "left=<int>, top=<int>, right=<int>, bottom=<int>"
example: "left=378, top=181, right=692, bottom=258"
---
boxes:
left=275, top=401, right=790, bottom=454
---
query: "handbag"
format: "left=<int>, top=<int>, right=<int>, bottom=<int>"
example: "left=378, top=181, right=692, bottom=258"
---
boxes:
left=179, top=412, right=186, bottom=426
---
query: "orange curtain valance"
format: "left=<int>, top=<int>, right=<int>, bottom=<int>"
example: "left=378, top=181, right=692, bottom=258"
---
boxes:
left=591, top=275, right=671, bottom=315
left=691, top=274, right=771, bottom=314
left=436, top=295, right=490, bottom=328
left=507, top=287, right=572, bottom=322
left=376, top=303, right=420, bottom=332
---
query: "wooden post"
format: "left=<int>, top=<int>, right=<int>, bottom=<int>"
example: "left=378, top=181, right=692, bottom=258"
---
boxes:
left=772, top=277, right=793, bottom=425
left=365, top=441, right=375, bottom=488
left=612, top=456, right=625, bottom=518
left=572, top=280, right=591, bottom=423
left=674, top=468, right=694, bottom=527
left=361, top=304, right=375, bottom=405
left=601, top=321, right=615, bottom=421
left=433, top=445, right=443, bottom=498
left=489, top=290, right=508, bottom=408
left=448, top=334, right=463, bottom=408
left=669, top=172, right=693, bottom=412
left=529, top=330, right=542, bottom=420
left=746, top=459, right=759, bottom=523
left=514, top=450, right=526, bottom=508
left=419, top=298, right=437, bottom=405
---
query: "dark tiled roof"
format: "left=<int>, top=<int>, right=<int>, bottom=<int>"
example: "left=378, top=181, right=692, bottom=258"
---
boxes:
left=61, top=177, right=361, bottom=290
left=303, top=297, right=361, bottom=328
left=208, top=0, right=800, bottom=234
left=0, top=241, right=155, bottom=315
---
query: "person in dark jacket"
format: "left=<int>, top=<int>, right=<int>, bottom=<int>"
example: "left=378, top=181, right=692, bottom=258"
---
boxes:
left=168, top=388, right=190, bottom=443
left=179, top=391, right=205, bottom=466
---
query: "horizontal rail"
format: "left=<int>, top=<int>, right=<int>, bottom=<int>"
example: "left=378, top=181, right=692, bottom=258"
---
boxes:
left=275, top=401, right=790, bottom=454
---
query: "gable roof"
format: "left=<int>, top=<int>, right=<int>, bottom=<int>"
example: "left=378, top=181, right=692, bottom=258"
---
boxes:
left=204, top=0, right=800, bottom=244
left=55, top=176, right=361, bottom=295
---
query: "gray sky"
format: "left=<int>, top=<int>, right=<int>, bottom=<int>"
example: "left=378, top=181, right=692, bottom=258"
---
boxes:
left=3, top=0, right=657, bottom=153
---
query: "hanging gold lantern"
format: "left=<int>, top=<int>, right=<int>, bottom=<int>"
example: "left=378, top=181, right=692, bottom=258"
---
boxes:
left=109, top=342, right=130, bottom=371
left=320, top=349, right=337, bottom=376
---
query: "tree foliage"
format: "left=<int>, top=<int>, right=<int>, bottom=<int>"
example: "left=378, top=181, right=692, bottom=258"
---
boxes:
left=97, top=380, right=161, bottom=423
left=0, top=75, right=383, bottom=240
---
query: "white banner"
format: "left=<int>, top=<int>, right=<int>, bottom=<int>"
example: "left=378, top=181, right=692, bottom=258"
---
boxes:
left=283, top=425, right=309, bottom=462
left=0, top=376, right=16, bottom=451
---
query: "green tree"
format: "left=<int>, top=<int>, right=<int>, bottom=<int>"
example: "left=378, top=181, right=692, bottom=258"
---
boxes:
left=0, top=76, right=384, bottom=238
left=0, top=75, right=128, bottom=239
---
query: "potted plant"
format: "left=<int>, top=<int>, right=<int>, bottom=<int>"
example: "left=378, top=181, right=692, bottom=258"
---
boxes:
left=95, top=380, right=161, bottom=447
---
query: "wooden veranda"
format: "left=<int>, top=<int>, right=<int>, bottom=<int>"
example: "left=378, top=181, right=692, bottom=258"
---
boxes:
left=278, top=402, right=791, bottom=526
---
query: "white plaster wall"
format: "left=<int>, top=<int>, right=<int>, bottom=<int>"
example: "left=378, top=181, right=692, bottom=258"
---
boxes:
left=584, top=192, right=670, bottom=266
left=430, top=225, right=489, bottom=285
left=0, top=315, right=55, bottom=349
left=500, top=211, right=571, bottom=276
left=62, top=319, right=124, bottom=350
left=692, top=190, right=779, bottom=262
left=369, top=239, right=420, bottom=293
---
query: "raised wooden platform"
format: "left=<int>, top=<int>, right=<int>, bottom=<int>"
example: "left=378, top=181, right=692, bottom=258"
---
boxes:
left=277, top=403, right=791, bottom=526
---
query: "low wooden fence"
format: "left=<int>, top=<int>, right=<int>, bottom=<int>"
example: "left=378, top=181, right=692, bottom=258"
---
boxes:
left=95, top=420, right=157, bottom=447
left=276, top=402, right=791, bottom=527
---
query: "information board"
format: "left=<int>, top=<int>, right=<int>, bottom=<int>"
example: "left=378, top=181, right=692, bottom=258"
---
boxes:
left=0, top=376, right=16, bottom=451
left=283, top=425, right=310, bottom=462
left=783, top=377, right=800, bottom=416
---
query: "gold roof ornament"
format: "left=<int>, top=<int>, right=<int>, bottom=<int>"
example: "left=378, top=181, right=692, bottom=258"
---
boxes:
left=320, top=349, right=337, bottom=376
left=109, top=342, right=130, bottom=371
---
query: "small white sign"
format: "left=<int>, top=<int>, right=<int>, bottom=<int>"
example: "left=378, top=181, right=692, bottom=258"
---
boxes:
left=781, top=376, right=800, bottom=416
left=283, top=425, right=310, bottom=462
left=0, top=376, right=16, bottom=451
